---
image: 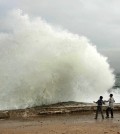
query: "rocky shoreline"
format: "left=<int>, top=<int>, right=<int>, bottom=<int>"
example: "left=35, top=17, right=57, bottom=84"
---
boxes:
left=0, top=101, right=120, bottom=119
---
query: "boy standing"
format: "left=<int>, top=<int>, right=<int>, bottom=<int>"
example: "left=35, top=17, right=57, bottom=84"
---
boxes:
left=94, top=96, right=104, bottom=119
left=106, top=94, right=115, bottom=118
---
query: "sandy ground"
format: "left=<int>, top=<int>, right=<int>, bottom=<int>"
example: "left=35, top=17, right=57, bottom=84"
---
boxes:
left=0, top=112, right=120, bottom=134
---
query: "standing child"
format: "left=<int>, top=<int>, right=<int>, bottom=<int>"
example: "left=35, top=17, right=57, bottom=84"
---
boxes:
left=105, top=94, right=115, bottom=118
left=94, top=96, right=104, bottom=119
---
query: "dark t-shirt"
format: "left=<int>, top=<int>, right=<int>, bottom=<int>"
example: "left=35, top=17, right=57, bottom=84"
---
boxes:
left=97, top=99, right=104, bottom=106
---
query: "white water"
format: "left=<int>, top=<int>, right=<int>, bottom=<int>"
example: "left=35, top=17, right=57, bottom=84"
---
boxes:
left=0, top=9, right=115, bottom=110
left=104, top=88, right=120, bottom=103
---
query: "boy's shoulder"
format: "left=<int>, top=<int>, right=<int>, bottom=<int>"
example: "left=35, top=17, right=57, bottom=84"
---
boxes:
left=97, top=99, right=104, bottom=105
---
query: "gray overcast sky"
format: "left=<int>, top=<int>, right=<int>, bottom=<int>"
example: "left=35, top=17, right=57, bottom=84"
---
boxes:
left=0, top=0, right=120, bottom=72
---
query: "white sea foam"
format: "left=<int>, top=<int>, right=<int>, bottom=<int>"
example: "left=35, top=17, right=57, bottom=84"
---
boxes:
left=104, top=88, right=120, bottom=103
left=0, top=9, right=115, bottom=110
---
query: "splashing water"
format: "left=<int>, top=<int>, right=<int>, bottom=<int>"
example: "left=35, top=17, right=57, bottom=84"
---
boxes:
left=0, top=9, right=115, bottom=110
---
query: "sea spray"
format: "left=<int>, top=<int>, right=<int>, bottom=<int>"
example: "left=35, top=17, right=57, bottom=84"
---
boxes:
left=0, top=9, right=115, bottom=110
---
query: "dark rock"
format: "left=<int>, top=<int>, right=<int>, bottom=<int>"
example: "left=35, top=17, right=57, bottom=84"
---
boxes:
left=0, top=111, right=10, bottom=119
left=0, top=102, right=120, bottom=119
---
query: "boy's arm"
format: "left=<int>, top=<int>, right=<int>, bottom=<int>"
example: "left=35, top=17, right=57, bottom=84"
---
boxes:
left=103, top=101, right=105, bottom=104
left=104, top=99, right=109, bottom=102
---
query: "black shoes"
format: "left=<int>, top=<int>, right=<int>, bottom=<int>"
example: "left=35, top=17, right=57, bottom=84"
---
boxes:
left=106, top=116, right=114, bottom=118
left=95, top=116, right=113, bottom=119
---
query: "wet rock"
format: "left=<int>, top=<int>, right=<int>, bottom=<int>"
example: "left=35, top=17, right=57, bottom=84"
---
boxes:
left=0, top=111, right=10, bottom=119
left=0, top=102, right=120, bottom=119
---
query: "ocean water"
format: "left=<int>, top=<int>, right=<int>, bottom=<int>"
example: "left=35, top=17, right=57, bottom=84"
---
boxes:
left=114, top=73, right=120, bottom=88
left=0, top=10, right=116, bottom=110
left=109, top=73, right=120, bottom=102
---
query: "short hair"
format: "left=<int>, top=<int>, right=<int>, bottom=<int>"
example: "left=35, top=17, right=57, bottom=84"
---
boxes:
left=110, top=94, right=113, bottom=97
left=100, top=96, right=103, bottom=99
